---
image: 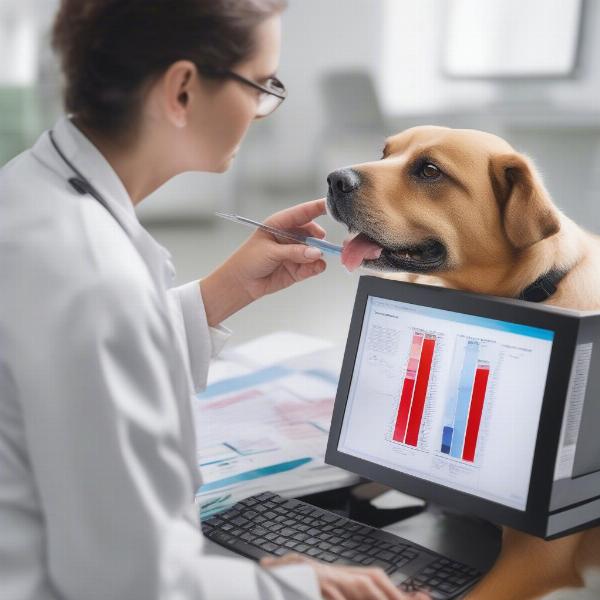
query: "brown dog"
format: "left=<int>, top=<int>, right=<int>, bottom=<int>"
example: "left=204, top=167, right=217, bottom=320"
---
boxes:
left=327, top=126, right=600, bottom=599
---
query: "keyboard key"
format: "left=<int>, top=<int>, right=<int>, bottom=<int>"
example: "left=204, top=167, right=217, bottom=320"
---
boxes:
left=251, top=526, right=268, bottom=536
left=271, top=496, right=287, bottom=504
left=322, top=514, right=342, bottom=524
left=261, top=542, right=278, bottom=553
left=370, top=559, right=392, bottom=570
left=320, top=552, right=338, bottom=563
left=280, top=528, right=297, bottom=537
left=392, top=556, right=411, bottom=569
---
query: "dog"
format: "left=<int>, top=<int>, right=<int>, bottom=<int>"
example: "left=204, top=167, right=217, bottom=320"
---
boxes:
left=326, top=126, right=600, bottom=599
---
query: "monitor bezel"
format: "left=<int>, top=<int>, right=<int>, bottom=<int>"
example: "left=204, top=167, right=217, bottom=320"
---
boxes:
left=326, top=276, right=579, bottom=538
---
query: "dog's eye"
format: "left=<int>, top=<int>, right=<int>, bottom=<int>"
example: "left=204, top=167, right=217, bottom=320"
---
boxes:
left=420, top=163, right=441, bottom=179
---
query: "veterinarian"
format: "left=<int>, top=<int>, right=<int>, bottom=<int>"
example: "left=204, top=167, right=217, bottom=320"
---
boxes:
left=0, top=1, right=432, bottom=599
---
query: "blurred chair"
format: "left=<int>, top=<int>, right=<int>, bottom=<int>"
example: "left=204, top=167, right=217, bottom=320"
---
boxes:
left=314, top=69, right=389, bottom=190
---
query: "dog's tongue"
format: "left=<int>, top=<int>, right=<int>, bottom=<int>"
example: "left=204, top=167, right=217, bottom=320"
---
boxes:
left=341, top=233, right=383, bottom=272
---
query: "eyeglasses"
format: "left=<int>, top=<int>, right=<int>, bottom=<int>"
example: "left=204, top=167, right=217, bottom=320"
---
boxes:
left=200, top=68, right=287, bottom=118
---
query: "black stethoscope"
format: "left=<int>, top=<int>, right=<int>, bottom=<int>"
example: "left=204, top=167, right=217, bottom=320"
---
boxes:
left=48, top=128, right=120, bottom=223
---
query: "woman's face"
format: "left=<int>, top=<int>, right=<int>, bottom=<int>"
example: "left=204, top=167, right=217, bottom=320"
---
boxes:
left=187, top=15, right=282, bottom=172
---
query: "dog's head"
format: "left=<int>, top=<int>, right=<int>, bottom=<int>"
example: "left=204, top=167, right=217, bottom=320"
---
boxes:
left=327, top=126, right=561, bottom=277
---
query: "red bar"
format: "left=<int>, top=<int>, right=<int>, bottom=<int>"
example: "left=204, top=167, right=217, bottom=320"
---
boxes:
left=392, top=334, right=423, bottom=443
left=404, top=337, right=436, bottom=447
left=462, top=365, right=490, bottom=462
left=393, top=378, right=416, bottom=442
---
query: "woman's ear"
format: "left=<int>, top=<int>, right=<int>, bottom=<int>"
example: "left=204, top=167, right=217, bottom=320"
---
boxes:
left=162, top=60, right=197, bottom=128
left=489, top=153, right=560, bottom=250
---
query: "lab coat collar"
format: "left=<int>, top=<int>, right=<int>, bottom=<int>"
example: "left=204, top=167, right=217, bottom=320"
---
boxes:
left=33, top=115, right=176, bottom=286
left=37, top=115, right=138, bottom=221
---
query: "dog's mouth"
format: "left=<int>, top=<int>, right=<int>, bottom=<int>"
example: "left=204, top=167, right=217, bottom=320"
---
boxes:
left=342, top=231, right=448, bottom=273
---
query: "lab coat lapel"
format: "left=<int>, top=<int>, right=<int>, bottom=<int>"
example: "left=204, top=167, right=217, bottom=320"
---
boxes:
left=32, top=116, right=175, bottom=294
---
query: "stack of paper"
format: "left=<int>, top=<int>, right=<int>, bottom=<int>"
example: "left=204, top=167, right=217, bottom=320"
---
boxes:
left=194, top=332, right=359, bottom=517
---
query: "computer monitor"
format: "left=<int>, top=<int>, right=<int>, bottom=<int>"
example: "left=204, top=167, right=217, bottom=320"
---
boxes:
left=326, top=276, right=600, bottom=539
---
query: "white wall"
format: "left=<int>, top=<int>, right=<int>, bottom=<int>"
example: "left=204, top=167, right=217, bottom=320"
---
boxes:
left=236, top=0, right=383, bottom=191
left=379, top=0, right=600, bottom=114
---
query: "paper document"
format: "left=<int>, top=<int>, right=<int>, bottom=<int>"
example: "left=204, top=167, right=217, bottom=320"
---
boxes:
left=194, top=334, right=358, bottom=517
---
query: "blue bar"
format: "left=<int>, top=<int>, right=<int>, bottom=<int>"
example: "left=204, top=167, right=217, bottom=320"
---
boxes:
left=450, top=341, right=479, bottom=458
left=197, top=365, right=291, bottom=400
left=197, top=457, right=312, bottom=493
left=441, top=426, right=454, bottom=454
left=370, top=298, right=555, bottom=341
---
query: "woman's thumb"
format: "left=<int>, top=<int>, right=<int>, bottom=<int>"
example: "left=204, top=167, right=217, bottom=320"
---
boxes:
left=276, top=243, right=323, bottom=263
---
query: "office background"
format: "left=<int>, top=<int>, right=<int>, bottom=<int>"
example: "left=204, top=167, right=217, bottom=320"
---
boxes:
left=2, top=0, right=599, bottom=348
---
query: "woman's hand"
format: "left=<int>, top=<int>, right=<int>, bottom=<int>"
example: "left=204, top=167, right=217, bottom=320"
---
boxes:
left=261, top=554, right=431, bottom=600
left=200, top=199, right=328, bottom=327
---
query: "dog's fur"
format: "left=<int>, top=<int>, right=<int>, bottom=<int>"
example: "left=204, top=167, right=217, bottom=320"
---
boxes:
left=327, top=126, right=600, bottom=599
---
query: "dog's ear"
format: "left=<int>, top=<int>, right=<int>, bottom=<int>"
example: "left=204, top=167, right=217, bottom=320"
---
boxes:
left=489, top=153, right=560, bottom=249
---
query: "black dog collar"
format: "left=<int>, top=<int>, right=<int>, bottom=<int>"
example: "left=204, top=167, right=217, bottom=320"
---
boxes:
left=517, top=268, right=567, bottom=303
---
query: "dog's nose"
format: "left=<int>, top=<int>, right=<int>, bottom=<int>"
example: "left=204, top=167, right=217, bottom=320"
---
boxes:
left=327, top=168, right=360, bottom=197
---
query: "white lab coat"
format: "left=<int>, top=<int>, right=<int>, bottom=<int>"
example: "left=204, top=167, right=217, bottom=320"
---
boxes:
left=0, top=116, right=321, bottom=600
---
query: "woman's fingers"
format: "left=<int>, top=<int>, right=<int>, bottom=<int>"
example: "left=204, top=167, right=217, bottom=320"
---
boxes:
left=321, top=581, right=346, bottom=600
left=260, top=553, right=307, bottom=568
left=293, top=260, right=327, bottom=282
left=262, top=220, right=326, bottom=245
left=296, top=220, right=327, bottom=239
left=264, top=198, right=326, bottom=230
left=261, top=554, right=432, bottom=600
left=273, top=243, right=324, bottom=265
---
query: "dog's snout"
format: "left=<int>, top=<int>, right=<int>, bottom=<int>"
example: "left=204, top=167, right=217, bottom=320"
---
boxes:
left=327, top=168, right=360, bottom=197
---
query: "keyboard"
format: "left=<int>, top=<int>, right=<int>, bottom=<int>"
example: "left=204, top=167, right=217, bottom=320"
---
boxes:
left=202, top=491, right=482, bottom=599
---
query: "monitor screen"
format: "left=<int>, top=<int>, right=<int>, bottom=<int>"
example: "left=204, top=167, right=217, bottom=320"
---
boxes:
left=337, top=295, right=555, bottom=511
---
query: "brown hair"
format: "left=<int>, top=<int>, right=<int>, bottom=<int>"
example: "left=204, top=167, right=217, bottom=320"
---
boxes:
left=52, top=0, right=286, bottom=135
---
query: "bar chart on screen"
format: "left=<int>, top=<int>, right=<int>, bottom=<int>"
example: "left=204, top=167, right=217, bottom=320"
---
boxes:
left=390, top=329, right=442, bottom=450
left=440, top=336, right=497, bottom=465
left=339, top=296, right=554, bottom=510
